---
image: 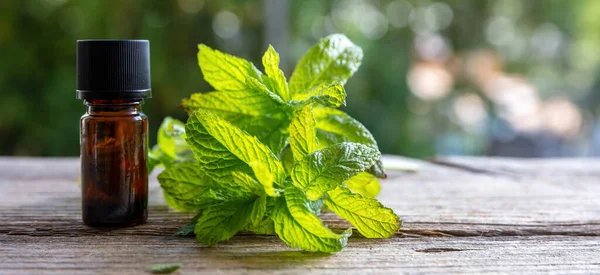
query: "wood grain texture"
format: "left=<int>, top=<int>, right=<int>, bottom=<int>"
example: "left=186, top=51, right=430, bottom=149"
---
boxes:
left=1, top=156, right=599, bottom=274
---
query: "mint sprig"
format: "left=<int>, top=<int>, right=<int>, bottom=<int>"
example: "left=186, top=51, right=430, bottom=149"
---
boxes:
left=150, top=34, right=400, bottom=253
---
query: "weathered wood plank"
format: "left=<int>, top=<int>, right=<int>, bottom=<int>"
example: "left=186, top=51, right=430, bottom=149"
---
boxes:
left=1, top=235, right=599, bottom=274
left=1, top=156, right=599, bottom=274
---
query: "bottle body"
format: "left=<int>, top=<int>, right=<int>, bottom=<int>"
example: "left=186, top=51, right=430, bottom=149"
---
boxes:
left=80, top=100, right=148, bottom=226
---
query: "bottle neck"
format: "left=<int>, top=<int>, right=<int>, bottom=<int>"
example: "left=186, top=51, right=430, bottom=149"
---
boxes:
left=84, top=100, right=143, bottom=116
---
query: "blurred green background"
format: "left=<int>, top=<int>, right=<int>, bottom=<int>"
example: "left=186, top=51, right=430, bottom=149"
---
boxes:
left=2, top=0, right=600, bottom=157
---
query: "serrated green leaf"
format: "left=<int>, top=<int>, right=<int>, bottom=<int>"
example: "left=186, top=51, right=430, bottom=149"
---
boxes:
left=186, top=109, right=286, bottom=196
left=367, top=159, right=387, bottom=179
left=158, top=162, right=250, bottom=212
left=325, top=186, right=400, bottom=238
left=194, top=199, right=254, bottom=246
left=250, top=195, right=267, bottom=226
left=290, top=82, right=346, bottom=108
left=245, top=217, right=275, bottom=235
left=232, top=171, right=266, bottom=196
left=280, top=145, right=295, bottom=173
left=289, top=34, right=363, bottom=94
left=198, top=44, right=262, bottom=91
left=290, top=142, right=380, bottom=200
left=313, top=107, right=386, bottom=178
left=181, top=90, right=282, bottom=117
left=148, top=263, right=180, bottom=274
left=246, top=76, right=286, bottom=106
left=271, top=187, right=351, bottom=252
left=262, top=45, right=290, bottom=101
left=344, top=172, right=381, bottom=198
left=180, top=87, right=287, bottom=154
left=289, top=106, right=318, bottom=162
left=313, top=107, right=377, bottom=147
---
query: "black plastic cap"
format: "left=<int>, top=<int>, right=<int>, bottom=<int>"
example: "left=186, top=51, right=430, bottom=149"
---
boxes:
left=76, top=40, right=151, bottom=100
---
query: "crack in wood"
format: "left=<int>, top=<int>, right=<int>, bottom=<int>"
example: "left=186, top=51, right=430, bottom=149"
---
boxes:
left=427, top=158, right=521, bottom=179
left=414, top=248, right=471, bottom=253
left=3, top=224, right=599, bottom=238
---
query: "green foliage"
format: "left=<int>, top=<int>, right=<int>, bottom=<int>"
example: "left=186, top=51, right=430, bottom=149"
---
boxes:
left=271, top=187, right=352, bottom=252
left=148, top=263, right=180, bottom=274
left=344, top=172, right=381, bottom=198
left=290, top=142, right=380, bottom=200
left=153, top=34, right=400, bottom=252
left=186, top=109, right=286, bottom=196
left=325, top=186, right=400, bottom=238
left=148, top=117, right=193, bottom=172
left=288, top=34, right=363, bottom=93
left=193, top=199, right=254, bottom=245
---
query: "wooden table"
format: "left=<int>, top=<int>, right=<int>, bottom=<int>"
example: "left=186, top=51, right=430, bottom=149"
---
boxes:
left=1, top=156, right=599, bottom=274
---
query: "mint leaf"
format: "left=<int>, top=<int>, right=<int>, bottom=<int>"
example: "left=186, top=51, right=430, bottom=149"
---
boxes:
left=313, top=107, right=377, bottom=148
left=174, top=212, right=202, bottom=236
left=158, top=162, right=248, bottom=212
left=186, top=109, right=286, bottom=196
left=290, top=82, right=346, bottom=108
left=157, top=117, right=188, bottom=158
left=313, top=107, right=386, bottom=179
left=148, top=264, right=180, bottom=274
left=280, top=145, right=295, bottom=173
left=198, top=44, right=262, bottom=91
left=180, top=88, right=287, bottom=154
left=194, top=199, right=254, bottom=246
left=344, top=172, right=381, bottom=198
left=246, top=76, right=285, bottom=105
left=289, top=34, right=363, bottom=94
left=271, top=186, right=351, bottom=252
left=232, top=171, right=266, bottom=196
left=325, top=186, right=401, bottom=238
left=290, top=142, right=380, bottom=200
left=148, top=117, right=194, bottom=172
left=181, top=90, right=282, bottom=117
left=245, top=217, right=275, bottom=235
left=262, top=45, right=290, bottom=101
left=250, top=195, right=267, bottom=226
left=153, top=34, right=400, bottom=253
left=288, top=106, right=318, bottom=162
left=148, top=145, right=173, bottom=173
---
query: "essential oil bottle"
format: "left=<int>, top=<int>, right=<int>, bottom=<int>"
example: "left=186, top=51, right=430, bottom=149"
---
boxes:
left=77, top=40, right=151, bottom=226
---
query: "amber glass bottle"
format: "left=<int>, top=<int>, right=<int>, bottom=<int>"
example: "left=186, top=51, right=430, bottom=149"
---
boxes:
left=77, top=40, right=151, bottom=226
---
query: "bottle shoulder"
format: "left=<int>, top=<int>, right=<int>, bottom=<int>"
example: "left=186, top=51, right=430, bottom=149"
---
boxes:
left=81, top=112, right=148, bottom=121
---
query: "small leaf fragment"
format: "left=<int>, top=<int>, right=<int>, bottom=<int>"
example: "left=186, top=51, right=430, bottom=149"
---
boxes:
left=148, top=263, right=180, bottom=274
left=174, top=211, right=202, bottom=236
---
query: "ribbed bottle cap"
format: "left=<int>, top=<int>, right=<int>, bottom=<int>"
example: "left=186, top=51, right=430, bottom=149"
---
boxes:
left=76, top=40, right=151, bottom=100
